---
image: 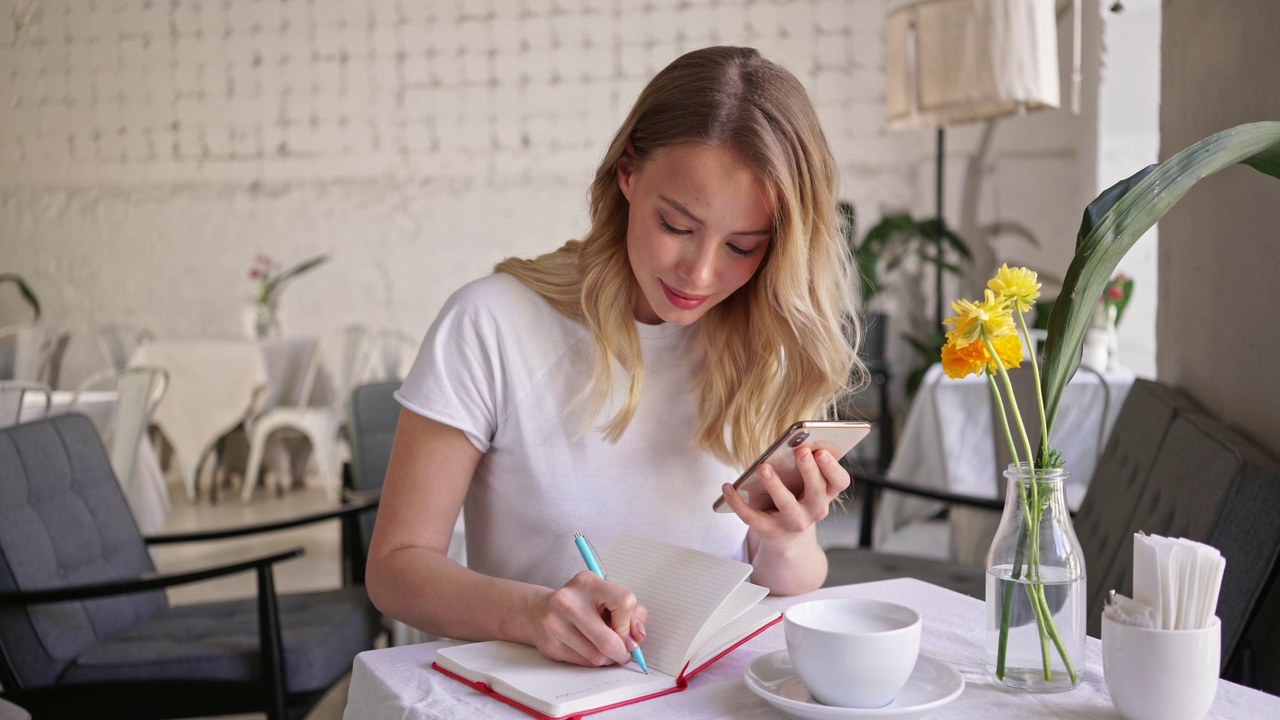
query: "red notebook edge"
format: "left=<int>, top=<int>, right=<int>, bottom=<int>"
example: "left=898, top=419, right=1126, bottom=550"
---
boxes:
left=430, top=612, right=782, bottom=720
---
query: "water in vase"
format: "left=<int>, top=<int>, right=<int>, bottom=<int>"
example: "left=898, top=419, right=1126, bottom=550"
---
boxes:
left=985, top=564, right=1086, bottom=692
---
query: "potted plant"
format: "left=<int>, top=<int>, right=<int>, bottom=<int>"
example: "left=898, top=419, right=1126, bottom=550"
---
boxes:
left=245, top=254, right=328, bottom=338
left=840, top=201, right=972, bottom=395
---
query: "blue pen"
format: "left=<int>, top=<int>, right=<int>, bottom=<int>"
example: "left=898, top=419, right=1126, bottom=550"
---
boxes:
left=574, top=533, right=649, bottom=674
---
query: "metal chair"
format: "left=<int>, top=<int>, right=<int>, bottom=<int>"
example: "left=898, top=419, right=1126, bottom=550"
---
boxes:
left=0, top=380, right=51, bottom=428
left=371, top=328, right=418, bottom=382
left=70, top=367, right=169, bottom=495
left=33, top=331, right=68, bottom=391
left=0, top=414, right=382, bottom=719
left=95, top=322, right=155, bottom=373
left=240, top=325, right=376, bottom=503
left=0, top=325, right=44, bottom=381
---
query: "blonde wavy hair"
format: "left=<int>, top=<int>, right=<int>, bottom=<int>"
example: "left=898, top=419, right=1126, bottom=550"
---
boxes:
left=496, top=46, right=864, bottom=468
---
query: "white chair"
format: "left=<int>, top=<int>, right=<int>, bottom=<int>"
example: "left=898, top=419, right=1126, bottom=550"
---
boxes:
left=0, top=324, right=46, bottom=381
left=0, top=380, right=51, bottom=428
left=240, top=325, right=376, bottom=503
left=35, top=331, right=69, bottom=390
left=70, top=367, right=169, bottom=494
left=372, top=328, right=418, bottom=382
left=95, top=323, right=155, bottom=373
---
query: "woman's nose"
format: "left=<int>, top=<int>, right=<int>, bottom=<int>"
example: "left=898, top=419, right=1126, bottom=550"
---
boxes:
left=677, top=243, right=716, bottom=287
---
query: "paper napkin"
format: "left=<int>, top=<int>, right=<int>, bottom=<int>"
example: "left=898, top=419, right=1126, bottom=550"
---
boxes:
left=1125, top=533, right=1226, bottom=630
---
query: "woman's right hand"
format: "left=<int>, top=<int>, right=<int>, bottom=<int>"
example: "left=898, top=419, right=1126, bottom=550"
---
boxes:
left=527, top=571, right=649, bottom=668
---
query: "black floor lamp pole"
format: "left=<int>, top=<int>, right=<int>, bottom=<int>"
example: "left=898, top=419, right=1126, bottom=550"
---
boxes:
left=935, top=126, right=946, bottom=330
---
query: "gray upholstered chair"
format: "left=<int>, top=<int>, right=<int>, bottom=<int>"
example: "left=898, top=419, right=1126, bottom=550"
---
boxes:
left=0, top=414, right=383, bottom=719
left=343, top=381, right=402, bottom=586
left=828, top=378, right=1280, bottom=694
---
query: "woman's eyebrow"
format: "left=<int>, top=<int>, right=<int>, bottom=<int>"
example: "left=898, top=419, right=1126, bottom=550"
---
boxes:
left=659, top=194, right=773, bottom=236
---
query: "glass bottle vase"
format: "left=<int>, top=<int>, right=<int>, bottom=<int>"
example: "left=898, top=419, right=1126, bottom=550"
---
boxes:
left=252, top=298, right=280, bottom=339
left=985, top=462, right=1086, bottom=692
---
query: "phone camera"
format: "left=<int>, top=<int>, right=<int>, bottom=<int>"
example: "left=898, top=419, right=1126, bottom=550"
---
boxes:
left=788, top=432, right=810, bottom=448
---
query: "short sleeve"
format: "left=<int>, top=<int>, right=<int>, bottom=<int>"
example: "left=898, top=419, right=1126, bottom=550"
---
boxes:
left=395, top=278, right=504, bottom=453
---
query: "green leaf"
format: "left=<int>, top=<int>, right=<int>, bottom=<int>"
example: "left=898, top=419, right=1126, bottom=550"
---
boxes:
left=1040, top=122, right=1280, bottom=430
left=0, top=273, right=41, bottom=320
left=262, top=255, right=329, bottom=300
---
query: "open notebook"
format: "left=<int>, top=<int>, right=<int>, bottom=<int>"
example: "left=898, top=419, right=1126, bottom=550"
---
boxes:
left=433, top=534, right=780, bottom=719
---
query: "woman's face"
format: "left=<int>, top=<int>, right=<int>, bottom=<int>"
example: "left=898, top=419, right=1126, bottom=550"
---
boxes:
left=617, top=143, right=772, bottom=325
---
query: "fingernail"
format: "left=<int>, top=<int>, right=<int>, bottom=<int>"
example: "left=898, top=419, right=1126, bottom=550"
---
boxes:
left=635, top=620, right=646, bottom=639
left=760, top=464, right=773, bottom=479
left=625, top=637, right=639, bottom=652
left=798, top=449, right=811, bottom=464
left=816, top=450, right=830, bottom=464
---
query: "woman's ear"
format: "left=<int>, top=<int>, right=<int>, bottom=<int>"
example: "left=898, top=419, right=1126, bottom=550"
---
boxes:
left=616, top=140, right=638, bottom=201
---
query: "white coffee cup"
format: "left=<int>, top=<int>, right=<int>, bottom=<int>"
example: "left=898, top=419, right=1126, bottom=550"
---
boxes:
left=1102, top=614, right=1220, bottom=720
left=783, top=598, right=922, bottom=708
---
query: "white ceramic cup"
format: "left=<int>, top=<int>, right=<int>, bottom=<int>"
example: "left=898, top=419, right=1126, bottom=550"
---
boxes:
left=783, top=598, right=922, bottom=708
left=1102, top=614, right=1221, bottom=720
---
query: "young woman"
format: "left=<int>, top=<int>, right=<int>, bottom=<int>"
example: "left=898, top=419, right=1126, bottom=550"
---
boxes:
left=366, top=46, right=864, bottom=671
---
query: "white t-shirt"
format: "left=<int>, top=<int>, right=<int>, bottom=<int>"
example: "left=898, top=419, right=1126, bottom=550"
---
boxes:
left=396, top=273, right=747, bottom=589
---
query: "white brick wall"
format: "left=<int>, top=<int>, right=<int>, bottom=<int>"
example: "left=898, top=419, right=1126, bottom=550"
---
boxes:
left=1, top=0, right=1093, bottom=401
left=2, top=0, right=923, bottom=186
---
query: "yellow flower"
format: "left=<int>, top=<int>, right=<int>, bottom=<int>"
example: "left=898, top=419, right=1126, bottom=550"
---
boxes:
left=943, top=289, right=1015, bottom=348
left=941, top=334, right=1024, bottom=379
left=987, top=264, right=1041, bottom=312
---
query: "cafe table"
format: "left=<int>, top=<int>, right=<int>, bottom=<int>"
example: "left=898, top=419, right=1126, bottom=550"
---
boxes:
left=343, top=577, right=1280, bottom=719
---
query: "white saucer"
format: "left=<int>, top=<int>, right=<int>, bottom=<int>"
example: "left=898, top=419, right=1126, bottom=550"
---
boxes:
left=743, top=649, right=965, bottom=720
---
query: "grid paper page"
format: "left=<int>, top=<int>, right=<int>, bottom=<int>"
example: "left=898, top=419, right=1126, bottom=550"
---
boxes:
left=602, top=534, right=753, bottom=676
left=435, top=641, right=673, bottom=717
left=683, top=581, right=769, bottom=665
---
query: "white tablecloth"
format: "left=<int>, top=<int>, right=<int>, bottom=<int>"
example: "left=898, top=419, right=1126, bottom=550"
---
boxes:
left=342, top=577, right=1279, bottom=719
left=129, top=338, right=318, bottom=502
left=876, top=363, right=1135, bottom=556
left=19, top=390, right=170, bottom=535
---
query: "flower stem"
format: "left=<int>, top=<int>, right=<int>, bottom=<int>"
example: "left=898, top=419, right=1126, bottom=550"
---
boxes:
left=982, top=334, right=1037, bottom=475
left=1015, top=308, right=1051, bottom=464
left=987, top=371, right=1021, bottom=472
left=985, top=369, right=1051, bottom=682
left=986, top=370, right=1023, bottom=681
left=982, top=334, right=1077, bottom=686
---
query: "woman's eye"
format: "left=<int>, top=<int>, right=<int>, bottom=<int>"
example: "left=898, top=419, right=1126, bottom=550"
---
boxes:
left=727, top=243, right=759, bottom=258
left=658, top=216, right=691, bottom=235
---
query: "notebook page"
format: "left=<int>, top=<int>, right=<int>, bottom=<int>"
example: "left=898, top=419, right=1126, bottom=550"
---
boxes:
left=681, top=581, right=768, bottom=666
left=688, top=604, right=780, bottom=671
left=602, top=534, right=753, bottom=676
left=436, top=641, right=674, bottom=717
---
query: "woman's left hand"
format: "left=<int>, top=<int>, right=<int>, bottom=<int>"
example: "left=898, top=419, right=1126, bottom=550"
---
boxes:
left=720, top=445, right=850, bottom=595
left=719, top=445, right=850, bottom=544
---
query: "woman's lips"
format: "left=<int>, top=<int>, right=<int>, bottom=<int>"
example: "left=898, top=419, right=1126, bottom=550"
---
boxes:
left=661, top=280, right=708, bottom=310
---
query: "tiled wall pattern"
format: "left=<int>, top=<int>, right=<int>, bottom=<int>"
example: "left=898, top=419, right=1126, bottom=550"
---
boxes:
left=0, top=0, right=899, bottom=187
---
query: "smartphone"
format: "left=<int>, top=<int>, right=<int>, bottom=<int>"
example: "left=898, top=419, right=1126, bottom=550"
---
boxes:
left=712, top=420, right=872, bottom=513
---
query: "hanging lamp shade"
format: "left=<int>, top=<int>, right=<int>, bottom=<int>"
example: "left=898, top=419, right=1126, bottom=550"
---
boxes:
left=886, top=0, right=1061, bottom=129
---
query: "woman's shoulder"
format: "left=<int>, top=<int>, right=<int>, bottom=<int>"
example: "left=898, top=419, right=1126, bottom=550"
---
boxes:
left=441, top=273, right=544, bottom=319
left=448, top=272, right=538, bottom=305
left=441, top=272, right=581, bottom=335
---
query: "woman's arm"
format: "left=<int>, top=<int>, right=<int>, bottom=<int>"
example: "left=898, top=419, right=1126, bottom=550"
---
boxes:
left=365, top=409, right=647, bottom=667
left=719, top=446, right=849, bottom=595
